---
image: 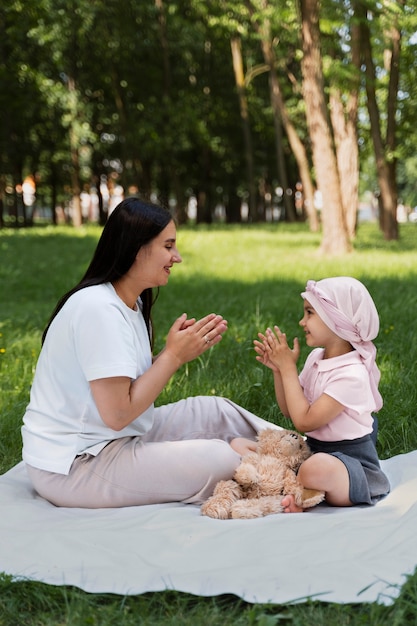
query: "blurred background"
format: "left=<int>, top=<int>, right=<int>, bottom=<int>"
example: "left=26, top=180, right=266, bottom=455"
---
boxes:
left=1, top=0, right=416, bottom=253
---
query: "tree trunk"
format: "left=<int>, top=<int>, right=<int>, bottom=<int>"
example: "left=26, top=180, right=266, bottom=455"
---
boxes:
left=92, top=170, right=107, bottom=226
left=230, top=36, right=256, bottom=221
left=172, top=173, right=188, bottom=224
left=329, top=87, right=359, bottom=240
left=225, top=186, right=242, bottom=223
left=67, top=76, right=82, bottom=227
left=385, top=1, right=402, bottom=236
left=326, top=11, right=361, bottom=239
left=246, top=1, right=295, bottom=223
left=356, top=2, right=399, bottom=240
left=196, top=142, right=212, bottom=223
left=258, top=30, right=296, bottom=222
left=155, top=0, right=173, bottom=209
left=299, top=0, right=350, bottom=254
left=0, top=176, right=4, bottom=229
left=69, top=148, right=82, bottom=227
left=196, top=188, right=212, bottom=224
left=283, top=114, right=318, bottom=231
left=246, top=0, right=318, bottom=230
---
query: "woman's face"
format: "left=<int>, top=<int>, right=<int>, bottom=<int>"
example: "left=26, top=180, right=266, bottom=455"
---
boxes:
left=133, top=220, right=182, bottom=289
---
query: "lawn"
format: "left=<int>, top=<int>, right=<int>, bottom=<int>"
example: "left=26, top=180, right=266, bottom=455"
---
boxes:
left=1, top=221, right=417, bottom=624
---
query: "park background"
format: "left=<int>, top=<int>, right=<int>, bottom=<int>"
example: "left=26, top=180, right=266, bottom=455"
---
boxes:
left=1, top=0, right=417, bottom=624
left=1, top=0, right=417, bottom=252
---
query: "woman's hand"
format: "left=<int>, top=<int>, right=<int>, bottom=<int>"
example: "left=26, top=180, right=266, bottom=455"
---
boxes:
left=163, top=312, right=228, bottom=366
left=91, top=312, right=228, bottom=431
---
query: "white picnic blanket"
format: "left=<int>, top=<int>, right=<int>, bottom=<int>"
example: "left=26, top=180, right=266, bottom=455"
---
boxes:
left=1, top=452, right=417, bottom=605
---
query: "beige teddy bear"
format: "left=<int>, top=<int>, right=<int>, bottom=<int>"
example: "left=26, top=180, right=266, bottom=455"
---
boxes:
left=201, top=428, right=325, bottom=519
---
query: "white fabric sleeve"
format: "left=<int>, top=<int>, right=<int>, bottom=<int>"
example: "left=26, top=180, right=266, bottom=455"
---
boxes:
left=71, top=301, right=139, bottom=381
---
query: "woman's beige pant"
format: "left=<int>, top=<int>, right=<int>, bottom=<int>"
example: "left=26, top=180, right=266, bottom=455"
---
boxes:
left=26, top=396, right=277, bottom=508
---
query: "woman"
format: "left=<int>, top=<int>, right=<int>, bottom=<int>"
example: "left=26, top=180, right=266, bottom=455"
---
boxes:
left=22, top=198, right=271, bottom=508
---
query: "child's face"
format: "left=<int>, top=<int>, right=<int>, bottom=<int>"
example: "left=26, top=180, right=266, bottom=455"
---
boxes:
left=299, top=299, right=339, bottom=349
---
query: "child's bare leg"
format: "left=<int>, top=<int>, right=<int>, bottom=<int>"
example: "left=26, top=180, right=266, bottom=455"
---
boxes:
left=282, top=453, right=352, bottom=513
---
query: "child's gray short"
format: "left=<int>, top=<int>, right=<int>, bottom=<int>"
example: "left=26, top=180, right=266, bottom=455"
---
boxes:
left=305, top=434, right=390, bottom=505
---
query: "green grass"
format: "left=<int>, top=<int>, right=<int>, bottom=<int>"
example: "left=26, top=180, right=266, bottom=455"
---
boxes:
left=1, top=221, right=417, bottom=624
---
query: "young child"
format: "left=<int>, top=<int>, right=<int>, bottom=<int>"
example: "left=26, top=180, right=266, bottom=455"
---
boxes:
left=254, top=277, right=390, bottom=513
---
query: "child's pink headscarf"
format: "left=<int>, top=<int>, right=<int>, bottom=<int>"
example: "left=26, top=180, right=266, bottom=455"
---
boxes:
left=302, top=277, right=382, bottom=410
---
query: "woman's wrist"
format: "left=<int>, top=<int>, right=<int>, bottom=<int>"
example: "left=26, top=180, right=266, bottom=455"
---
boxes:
left=157, top=348, right=183, bottom=372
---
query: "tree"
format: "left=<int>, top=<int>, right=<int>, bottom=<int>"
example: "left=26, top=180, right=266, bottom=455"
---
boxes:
left=1, top=0, right=416, bottom=248
left=324, top=1, right=361, bottom=240
left=0, top=0, right=49, bottom=226
left=230, top=35, right=256, bottom=221
left=354, top=0, right=402, bottom=240
left=246, top=0, right=318, bottom=229
left=299, top=0, right=351, bottom=254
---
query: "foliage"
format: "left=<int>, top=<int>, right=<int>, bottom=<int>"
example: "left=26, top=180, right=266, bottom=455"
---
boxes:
left=1, top=0, right=416, bottom=230
left=1, top=222, right=417, bottom=623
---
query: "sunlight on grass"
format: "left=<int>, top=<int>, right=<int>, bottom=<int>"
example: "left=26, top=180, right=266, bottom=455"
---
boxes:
left=175, top=222, right=417, bottom=282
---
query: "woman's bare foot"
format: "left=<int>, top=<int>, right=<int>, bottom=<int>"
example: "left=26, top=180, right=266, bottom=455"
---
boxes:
left=281, top=494, right=304, bottom=513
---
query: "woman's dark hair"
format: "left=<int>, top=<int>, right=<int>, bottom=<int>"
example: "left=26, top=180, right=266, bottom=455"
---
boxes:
left=42, top=197, right=173, bottom=345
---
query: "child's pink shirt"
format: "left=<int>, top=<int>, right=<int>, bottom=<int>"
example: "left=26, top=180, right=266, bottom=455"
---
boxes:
left=299, top=348, right=378, bottom=442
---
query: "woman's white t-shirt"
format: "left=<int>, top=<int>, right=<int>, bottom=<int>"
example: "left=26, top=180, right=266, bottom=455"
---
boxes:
left=22, top=283, right=154, bottom=474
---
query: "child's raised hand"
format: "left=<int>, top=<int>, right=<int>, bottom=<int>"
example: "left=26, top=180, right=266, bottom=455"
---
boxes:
left=254, top=332, right=280, bottom=372
left=262, top=326, right=300, bottom=370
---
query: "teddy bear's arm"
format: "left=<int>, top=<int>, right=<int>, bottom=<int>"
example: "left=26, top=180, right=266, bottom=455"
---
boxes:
left=233, top=460, right=260, bottom=487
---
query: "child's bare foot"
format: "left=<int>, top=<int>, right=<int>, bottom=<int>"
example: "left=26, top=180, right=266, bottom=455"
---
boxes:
left=282, top=494, right=304, bottom=513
